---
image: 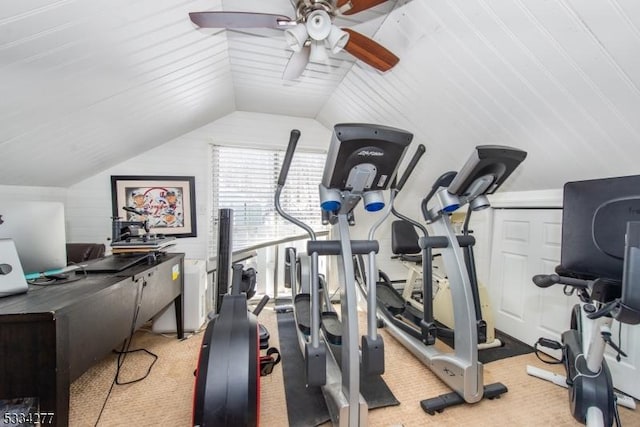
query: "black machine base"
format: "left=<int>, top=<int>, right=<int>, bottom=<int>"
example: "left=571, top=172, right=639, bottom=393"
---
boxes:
left=420, top=382, right=508, bottom=415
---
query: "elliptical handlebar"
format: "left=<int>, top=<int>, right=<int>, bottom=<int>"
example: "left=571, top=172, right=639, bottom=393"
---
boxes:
left=389, top=144, right=429, bottom=236
left=391, top=205, right=428, bottom=237
left=395, top=144, right=426, bottom=192
left=275, top=129, right=316, bottom=240
left=277, top=129, right=301, bottom=187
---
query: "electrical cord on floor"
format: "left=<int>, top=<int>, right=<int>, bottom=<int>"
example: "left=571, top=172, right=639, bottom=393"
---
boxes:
left=533, top=338, right=564, bottom=365
left=93, top=278, right=157, bottom=426
left=113, top=347, right=158, bottom=385
left=94, top=376, right=118, bottom=427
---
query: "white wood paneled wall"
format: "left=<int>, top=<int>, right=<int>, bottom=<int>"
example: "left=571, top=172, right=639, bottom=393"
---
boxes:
left=0, top=185, right=66, bottom=203
left=67, top=136, right=210, bottom=259
left=64, top=111, right=331, bottom=261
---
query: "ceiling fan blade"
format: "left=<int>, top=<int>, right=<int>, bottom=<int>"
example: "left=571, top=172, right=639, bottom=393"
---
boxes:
left=336, top=0, right=389, bottom=15
left=342, top=29, right=399, bottom=72
left=189, top=11, right=293, bottom=30
left=283, top=47, right=311, bottom=81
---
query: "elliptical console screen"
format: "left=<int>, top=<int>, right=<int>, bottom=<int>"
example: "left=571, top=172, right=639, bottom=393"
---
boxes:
left=447, top=145, right=527, bottom=197
left=321, top=123, right=413, bottom=191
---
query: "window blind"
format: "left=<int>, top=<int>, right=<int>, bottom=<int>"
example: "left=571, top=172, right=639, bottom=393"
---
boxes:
left=210, top=145, right=327, bottom=254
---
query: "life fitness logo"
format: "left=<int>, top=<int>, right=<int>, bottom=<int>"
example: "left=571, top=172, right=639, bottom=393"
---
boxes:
left=357, top=149, right=384, bottom=157
left=0, top=215, right=4, bottom=225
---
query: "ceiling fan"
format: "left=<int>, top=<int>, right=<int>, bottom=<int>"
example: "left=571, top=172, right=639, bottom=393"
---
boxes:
left=189, top=0, right=399, bottom=80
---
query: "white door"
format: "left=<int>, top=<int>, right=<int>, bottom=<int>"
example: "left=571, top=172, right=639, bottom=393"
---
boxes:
left=487, top=208, right=640, bottom=399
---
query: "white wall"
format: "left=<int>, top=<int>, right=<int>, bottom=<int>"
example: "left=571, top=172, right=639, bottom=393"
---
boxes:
left=60, top=111, right=331, bottom=261
left=0, top=185, right=66, bottom=202
left=203, top=111, right=332, bottom=151
left=66, top=135, right=210, bottom=259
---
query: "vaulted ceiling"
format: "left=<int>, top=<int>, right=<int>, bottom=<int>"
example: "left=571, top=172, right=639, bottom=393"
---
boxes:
left=2, top=0, right=640, bottom=192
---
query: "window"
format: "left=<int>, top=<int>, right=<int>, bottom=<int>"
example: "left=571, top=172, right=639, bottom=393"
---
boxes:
left=210, top=145, right=327, bottom=254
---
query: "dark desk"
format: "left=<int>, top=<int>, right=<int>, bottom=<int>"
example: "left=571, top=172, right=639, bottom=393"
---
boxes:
left=0, top=253, right=184, bottom=426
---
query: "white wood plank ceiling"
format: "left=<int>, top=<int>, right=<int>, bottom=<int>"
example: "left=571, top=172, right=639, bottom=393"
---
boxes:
left=1, top=0, right=639, bottom=192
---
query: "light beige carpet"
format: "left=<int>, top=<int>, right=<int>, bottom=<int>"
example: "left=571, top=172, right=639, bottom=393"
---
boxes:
left=69, top=303, right=640, bottom=426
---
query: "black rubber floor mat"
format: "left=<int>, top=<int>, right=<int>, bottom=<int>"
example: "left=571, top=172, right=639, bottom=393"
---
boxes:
left=436, top=327, right=534, bottom=364
left=479, top=329, right=534, bottom=364
left=276, top=308, right=399, bottom=427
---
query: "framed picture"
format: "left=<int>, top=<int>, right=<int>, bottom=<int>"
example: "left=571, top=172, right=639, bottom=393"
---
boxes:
left=111, top=175, right=197, bottom=238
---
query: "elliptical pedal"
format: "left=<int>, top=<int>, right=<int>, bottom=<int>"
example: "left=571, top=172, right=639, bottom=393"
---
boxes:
left=376, top=282, right=405, bottom=316
left=321, top=311, right=342, bottom=345
left=403, top=303, right=423, bottom=327
left=293, top=293, right=312, bottom=335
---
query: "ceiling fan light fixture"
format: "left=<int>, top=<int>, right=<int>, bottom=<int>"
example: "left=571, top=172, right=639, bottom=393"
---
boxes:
left=283, top=47, right=311, bottom=81
left=310, top=40, right=329, bottom=62
left=305, top=10, right=331, bottom=40
left=285, top=23, right=308, bottom=52
left=327, top=25, right=349, bottom=53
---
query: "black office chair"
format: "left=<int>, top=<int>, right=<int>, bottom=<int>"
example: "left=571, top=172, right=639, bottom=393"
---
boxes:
left=66, top=243, right=105, bottom=265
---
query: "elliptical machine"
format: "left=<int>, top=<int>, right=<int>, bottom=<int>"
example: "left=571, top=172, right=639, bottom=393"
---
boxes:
left=192, top=209, right=279, bottom=427
left=527, top=176, right=640, bottom=426
left=370, top=145, right=527, bottom=414
left=275, top=124, right=412, bottom=426
left=379, top=178, right=502, bottom=350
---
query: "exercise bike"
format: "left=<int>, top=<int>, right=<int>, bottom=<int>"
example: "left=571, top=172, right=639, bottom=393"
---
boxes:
left=275, top=124, right=412, bottom=426
left=527, top=175, right=640, bottom=427
left=367, top=145, right=526, bottom=414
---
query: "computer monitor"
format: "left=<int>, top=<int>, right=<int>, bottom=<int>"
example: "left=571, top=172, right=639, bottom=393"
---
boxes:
left=0, top=201, right=67, bottom=276
left=561, top=175, right=640, bottom=281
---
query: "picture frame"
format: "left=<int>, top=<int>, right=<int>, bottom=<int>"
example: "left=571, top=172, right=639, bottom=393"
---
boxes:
left=110, top=175, right=197, bottom=238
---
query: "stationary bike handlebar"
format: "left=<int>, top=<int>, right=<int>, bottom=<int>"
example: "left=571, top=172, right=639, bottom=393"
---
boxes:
left=532, top=273, right=590, bottom=289
left=533, top=274, right=629, bottom=322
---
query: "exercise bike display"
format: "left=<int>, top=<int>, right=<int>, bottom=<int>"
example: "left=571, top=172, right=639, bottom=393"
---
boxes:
left=275, top=124, right=412, bottom=426
left=527, top=175, right=640, bottom=427
left=368, top=145, right=527, bottom=414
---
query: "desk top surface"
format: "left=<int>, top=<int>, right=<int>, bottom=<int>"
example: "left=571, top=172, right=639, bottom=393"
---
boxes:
left=0, top=252, right=184, bottom=317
